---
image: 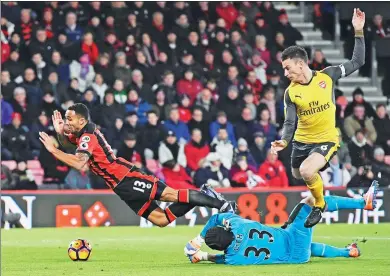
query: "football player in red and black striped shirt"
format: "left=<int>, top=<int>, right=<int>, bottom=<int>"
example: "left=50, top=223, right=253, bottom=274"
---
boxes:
left=39, top=103, right=236, bottom=226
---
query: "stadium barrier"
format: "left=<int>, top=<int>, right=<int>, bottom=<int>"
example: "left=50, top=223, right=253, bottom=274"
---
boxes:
left=1, top=187, right=388, bottom=229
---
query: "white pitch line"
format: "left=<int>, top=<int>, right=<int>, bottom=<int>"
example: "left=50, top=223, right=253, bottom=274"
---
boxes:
left=315, top=236, right=390, bottom=240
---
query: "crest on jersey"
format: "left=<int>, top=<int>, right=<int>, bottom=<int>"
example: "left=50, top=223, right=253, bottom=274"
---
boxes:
left=319, top=81, right=326, bottom=89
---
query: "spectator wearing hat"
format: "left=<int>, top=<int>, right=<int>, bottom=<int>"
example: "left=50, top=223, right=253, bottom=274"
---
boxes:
left=117, top=132, right=143, bottom=167
left=202, top=49, right=223, bottom=82
left=95, top=90, right=126, bottom=130
left=41, top=71, right=67, bottom=106
left=125, top=89, right=151, bottom=126
left=1, top=112, right=32, bottom=162
left=210, top=111, right=237, bottom=147
left=29, top=110, right=55, bottom=153
left=81, top=32, right=99, bottom=65
left=1, top=70, right=17, bottom=102
left=371, top=147, right=390, bottom=186
left=62, top=12, right=83, bottom=43
left=185, top=128, right=210, bottom=173
left=194, top=152, right=231, bottom=188
left=253, top=108, right=279, bottom=149
left=374, top=104, right=390, bottom=155
left=309, top=49, right=331, bottom=71
left=69, top=54, right=95, bottom=92
left=3, top=49, right=25, bottom=84
left=159, top=130, right=187, bottom=168
left=235, top=138, right=257, bottom=168
left=275, top=10, right=303, bottom=46
left=258, top=149, right=289, bottom=188
left=217, top=85, right=244, bottom=124
left=336, top=128, right=357, bottom=178
left=248, top=13, right=274, bottom=44
left=176, top=68, right=204, bottom=104
left=28, top=28, right=55, bottom=63
left=344, top=104, right=377, bottom=144
left=163, top=107, right=190, bottom=143
left=344, top=88, right=376, bottom=119
left=139, top=110, right=166, bottom=160
left=210, top=127, right=234, bottom=169
left=1, top=93, right=13, bottom=127
left=250, top=131, right=267, bottom=165
left=216, top=2, right=238, bottom=31
left=49, top=51, right=70, bottom=85
left=230, top=155, right=263, bottom=188
left=10, top=86, right=39, bottom=126
left=348, top=129, right=373, bottom=169
left=194, top=88, right=218, bottom=122
left=188, top=107, right=210, bottom=143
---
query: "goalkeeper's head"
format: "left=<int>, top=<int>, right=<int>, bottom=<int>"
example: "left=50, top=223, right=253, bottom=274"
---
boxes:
left=205, top=227, right=234, bottom=251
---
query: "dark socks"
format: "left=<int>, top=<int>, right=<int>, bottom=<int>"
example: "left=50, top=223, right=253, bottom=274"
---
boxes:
left=164, top=203, right=195, bottom=223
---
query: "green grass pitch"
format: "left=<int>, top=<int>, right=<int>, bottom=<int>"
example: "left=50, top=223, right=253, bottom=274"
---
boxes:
left=2, top=224, right=390, bottom=276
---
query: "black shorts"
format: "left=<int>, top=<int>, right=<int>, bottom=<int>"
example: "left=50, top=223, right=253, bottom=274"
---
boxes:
left=114, top=175, right=167, bottom=219
left=291, top=141, right=338, bottom=172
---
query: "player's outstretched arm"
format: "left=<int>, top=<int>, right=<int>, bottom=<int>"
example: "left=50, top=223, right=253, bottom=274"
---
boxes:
left=39, top=132, right=90, bottom=170
left=322, top=8, right=365, bottom=81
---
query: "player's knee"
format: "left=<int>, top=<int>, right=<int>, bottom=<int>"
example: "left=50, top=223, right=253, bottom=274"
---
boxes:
left=299, top=165, right=314, bottom=181
left=153, top=217, right=170, bottom=227
left=160, top=187, right=178, bottom=202
left=292, top=169, right=302, bottom=179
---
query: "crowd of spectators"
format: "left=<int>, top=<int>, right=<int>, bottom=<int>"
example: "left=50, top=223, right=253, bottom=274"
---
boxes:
left=1, top=2, right=390, bottom=191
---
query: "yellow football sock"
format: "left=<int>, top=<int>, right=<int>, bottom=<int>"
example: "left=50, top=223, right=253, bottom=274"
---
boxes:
left=305, top=173, right=325, bottom=208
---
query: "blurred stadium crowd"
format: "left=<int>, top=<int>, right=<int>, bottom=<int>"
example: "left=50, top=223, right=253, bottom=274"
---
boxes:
left=1, top=2, right=390, bottom=191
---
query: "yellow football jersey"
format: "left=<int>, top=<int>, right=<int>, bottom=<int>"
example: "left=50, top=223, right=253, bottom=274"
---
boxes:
left=284, top=70, right=339, bottom=144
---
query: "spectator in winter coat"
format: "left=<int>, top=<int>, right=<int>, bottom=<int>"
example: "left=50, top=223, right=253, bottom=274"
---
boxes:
left=344, top=104, right=377, bottom=144
left=151, top=89, right=170, bottom=122
left=185, top=129, right=210, bottom=172
left=194, top=88, right=218, bottom=122
left=94, top=53, right=114, bottom=86
left=178, top=94, right=192, bottom=123
left=141, top=33, right=159, bottom=66
left=176, top=68, right=204, bottom=104
left=147, top=12, right=168, bottom=50
left=81, top=32, right=99, bottom=65
left=252, top=35, right=272, bottom=68
left=234, top=138, right=258, bottom=168
left=29, top=110, right=55, bottom=153
left=309, top=49, right=331, bottom=71
left=131, top=69, right=154, bottom=105
left=320, top=155, right=351, bottom=187
left=257, top=86, right=280, bottom=125
left=1, top=96, right=13, bottom=127
left=41, top=71, right=67, bottom=106
left=91, top=73, right=109, bottom=104
left=1, top=113, right=32, bottom=162
left=275, top=10, right=303, bottom=46
left=373, top=104, right=390, bottom=155
left=344, top=88, right=376, bottom=119
left=253, top=108, right=279, bottom=149
left=230, top=30, right=252, bottom=70
left=158, top=130, right=187, bottom=168
left=194, top=152, right=231, bottom=188
left=41, top=91, right=61, bottom=118
left=243, top=92, right=257, bottom=120
left=187, top=107, right=210, bottom=143
left=230, top=155, right=263, bottom=188
left=216, top=2, right=238, bottom=30
left=114, top=51, right=132, bottom=87
left=117, top=133, right=143, bottom=168
left=245, top=70, right=263, bottom=103
left=249, top=131, right=267, bottom=165
left=95, top=91, right=126, bottom=129
left=258, top=149, right=289, bottom=188
left=217, top=85, right=245, bottom=124
left=22, top=68, right=43, bottom=106
left=69, top=54, right=95, bottom=92
left=28, top=28, right=55, bottom=63
left=63, top=12, right=83, bottom=42
left=248, top=13, right=274, bottom=45
left=163, top=107, right=190, bottom=143
left=139, top=110, right=166, bottom=160
left=10, top=87, right=39, bottom=126
left=104, top=118, right=128, bottom=151
left=210, top=127, right=234, bottom=169
left=49, top=51, right=70, bottom=84
left=4, top=50, right=25, bottom=83
left=348, top=129, right=373, bottom=168
left=210, top=111, right=238, bottom=147
left=123, top=111, right=142, bottom=137
left=235, top=107, right=256, bottom=145
left=125, top=89, right=151, bottom=126
left=30, top=52, right=50, bottom=82
left=162, top=160, right=194, bottom=190
left=371, top=147, right=390, bottom=186
left=1, top=70, right=16, bottom=102
left=218, top=65, right=247, bottom=98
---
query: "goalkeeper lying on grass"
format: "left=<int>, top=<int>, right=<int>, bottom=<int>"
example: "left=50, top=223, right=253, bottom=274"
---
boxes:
left=184, top=181, right=379, bottom=265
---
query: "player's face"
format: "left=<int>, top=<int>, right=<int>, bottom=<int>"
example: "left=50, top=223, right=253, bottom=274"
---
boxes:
left=65, top=110, right=86, bottom=134
left=282, top=58, right=304, bottom=82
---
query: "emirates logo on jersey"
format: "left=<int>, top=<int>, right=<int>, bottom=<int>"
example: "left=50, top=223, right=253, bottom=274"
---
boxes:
left=319, top=81, right=326, bottom=89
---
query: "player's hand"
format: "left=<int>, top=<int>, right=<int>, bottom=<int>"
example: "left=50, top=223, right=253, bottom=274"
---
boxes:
left=52, top=110, right=65, bottom=135
left=184, top=239, right=201, bottom=256
left=271, top=140, right=287, bottom=155
left=39, top=132, right=56, bottom=153
left=352, top=8, right=365, bottom=31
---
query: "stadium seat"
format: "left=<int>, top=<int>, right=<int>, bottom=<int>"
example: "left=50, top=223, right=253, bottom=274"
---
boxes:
left=385, top=156, right=390, bottom=165
left=1, top=160, right=17, bottom=171
left=27, top=160, right=42, bottom=169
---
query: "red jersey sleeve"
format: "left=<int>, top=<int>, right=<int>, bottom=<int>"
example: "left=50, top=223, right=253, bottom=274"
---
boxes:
left=76, top=133, right=98, bottom=157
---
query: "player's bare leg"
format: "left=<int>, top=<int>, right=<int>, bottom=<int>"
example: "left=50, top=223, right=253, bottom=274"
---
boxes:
left=156, top=186, right=235, bottom=225
left=299, top=152, right=327, bottom=228
left=292, top=168, right=303, bottom=179
left=146, top=207, right=171, bottom=227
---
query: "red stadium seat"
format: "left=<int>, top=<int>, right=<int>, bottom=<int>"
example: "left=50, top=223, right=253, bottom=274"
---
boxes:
left=1, top=160, right=17, bottom=171
left=27, top=160, right=42, bottom=169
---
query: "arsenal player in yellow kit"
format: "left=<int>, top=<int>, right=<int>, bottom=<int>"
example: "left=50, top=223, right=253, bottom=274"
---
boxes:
left=271, top=8, right=366, bottom=227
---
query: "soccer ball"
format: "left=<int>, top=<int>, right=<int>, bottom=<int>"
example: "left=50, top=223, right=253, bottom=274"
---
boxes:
left=68, top=239, right=92, bottom=261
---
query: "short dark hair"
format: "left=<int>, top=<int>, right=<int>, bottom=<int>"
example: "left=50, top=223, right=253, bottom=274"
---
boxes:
left=68, top=103, right=90, bottom=120
left=147, top=110, right=158, bottom=116
left=281, top=46, right=308, bottom=63
left=205, top=227, right=234, bottom=251
left=376, top=103, right=386, bottom=110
